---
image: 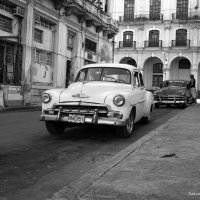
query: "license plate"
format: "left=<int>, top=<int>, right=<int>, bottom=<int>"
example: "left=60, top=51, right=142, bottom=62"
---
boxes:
left=63, top=114, right=85, bottom=123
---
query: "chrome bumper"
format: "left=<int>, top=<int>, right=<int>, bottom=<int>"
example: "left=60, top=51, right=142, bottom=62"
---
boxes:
left=154, top=100, right=186, bottom=104
left=40, top=114, right=125, bottom=126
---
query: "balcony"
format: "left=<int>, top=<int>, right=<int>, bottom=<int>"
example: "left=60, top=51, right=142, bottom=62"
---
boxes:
left=53, top=0, right=118, bottom=35
left=172, top=11, right=200, bottom=20
left=119, top=41, right=136, bottom=49
left=171, top=40, right=190, bottom=47
left=119, top=13, right=163, bottom=23
left=144, top=40, right=162, bottom=48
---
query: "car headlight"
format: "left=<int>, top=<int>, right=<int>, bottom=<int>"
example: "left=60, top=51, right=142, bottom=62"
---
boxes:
left=42, top=93, right=51, bottom=103
left=113, top=95, right=125, bottom=107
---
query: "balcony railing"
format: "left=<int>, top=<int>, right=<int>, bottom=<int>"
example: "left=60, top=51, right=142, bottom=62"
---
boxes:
left=171, top=40, right=190, bottom=47
left=119, top=13, right=163, bottom=22
left=144, top=40, right=162, bottom=48
left=172, top=11, right=200, bottom=20
left=60, top=0, right=118, bottom=31
left=119, top=41, right=136, bottom=49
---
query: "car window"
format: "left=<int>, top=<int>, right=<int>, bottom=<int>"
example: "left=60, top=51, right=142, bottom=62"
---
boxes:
left=163, top=81, right=186, bottom=88
left=75, top=67, right=131, bottom=84
left=139, top=73, right=144, bottom=86
left=85, top=68, right=101, bottom=81
left=101, top=68, right=130, bottom=84
left=133, top=72, right=140, bottom=86
left=76, top=70, right=87, bottom=82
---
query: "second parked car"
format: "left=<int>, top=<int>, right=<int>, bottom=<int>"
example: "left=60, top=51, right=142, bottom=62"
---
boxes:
left=154, top=80, right=190, bottom=108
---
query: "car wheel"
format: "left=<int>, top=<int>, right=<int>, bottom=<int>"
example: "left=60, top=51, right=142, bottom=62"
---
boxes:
left=116, top=110, right=135, bottom=138
left=45, top=121, right=66, bottom=136
left=155, top=103, right=159, bottom=108
left=182, top=102, right=187, bottom=109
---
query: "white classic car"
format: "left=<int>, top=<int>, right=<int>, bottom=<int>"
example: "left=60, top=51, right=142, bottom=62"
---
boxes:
left=40, top=63, right=154, bottom=138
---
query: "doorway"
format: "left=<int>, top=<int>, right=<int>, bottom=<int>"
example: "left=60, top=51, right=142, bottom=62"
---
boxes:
left=66, top=60, right=71, bottom=87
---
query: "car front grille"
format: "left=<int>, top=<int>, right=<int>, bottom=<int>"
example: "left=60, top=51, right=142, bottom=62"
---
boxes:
left=154, top=95, right=185, bottom=101
left=53, top=105, right=109, bottom=118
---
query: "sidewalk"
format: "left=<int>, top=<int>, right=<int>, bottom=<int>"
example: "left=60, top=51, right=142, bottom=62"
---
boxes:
left=0, top=104, right=41, bottom=112
left=52, top=105, right=200, bottom=200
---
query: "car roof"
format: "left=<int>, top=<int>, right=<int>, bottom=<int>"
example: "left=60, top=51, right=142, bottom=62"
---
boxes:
left=81, top=63, right=137, bottom=71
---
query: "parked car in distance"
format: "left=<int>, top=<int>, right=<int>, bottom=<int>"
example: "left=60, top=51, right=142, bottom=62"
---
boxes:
left=40, top=63, right=154, bottom=138
left=154, top=80, right=189, bottom=108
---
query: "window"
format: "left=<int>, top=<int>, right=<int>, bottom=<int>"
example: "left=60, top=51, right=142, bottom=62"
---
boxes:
left=0, top=42, right=22, bottom=85
left=34, top=49, right=52, bottom=65
left=34, top=28, right=43, bottom=43
left=35, top=14, right=53, bottom=30
left=123, top=31, right=133, bottom=47
left=0, top=2, right=12, bottom=13
left=67, top=31, right=76, bottom=49
left=152, top=63, right=163, bottom=87
left=85, top=38, right=97, bottom=53
left=149, top=0, right=161, bottom=20
left=176, top=29, right=187, bottom=46
left=149, top=30, right=159, bottom=47
left=179, top=59, right=190, bottom=69
left=124, top=0, right=135, bottom=21
left=0, top=14, right=12, bottom=33
left=176, top=0, right=188, bottom=19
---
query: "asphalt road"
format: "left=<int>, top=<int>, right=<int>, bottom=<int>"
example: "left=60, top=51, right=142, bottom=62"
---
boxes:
left=0, top=107, right=183, bottom=200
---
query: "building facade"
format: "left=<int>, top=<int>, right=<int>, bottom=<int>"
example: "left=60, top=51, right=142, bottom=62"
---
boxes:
left=0, top=0, right=118, bottom=106
left=111, top=0, right=200, bottom=91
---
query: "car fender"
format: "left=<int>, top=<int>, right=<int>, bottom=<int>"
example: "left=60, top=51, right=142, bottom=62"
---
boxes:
left=42, top=88, right=64, bottom=111
left=104, top=91, right=135, bottom=120
left=143, top=91, right=154, bottom=116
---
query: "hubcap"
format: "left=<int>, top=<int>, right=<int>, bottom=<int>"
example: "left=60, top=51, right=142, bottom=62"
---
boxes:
left=126, top=112, right=134, bottom=133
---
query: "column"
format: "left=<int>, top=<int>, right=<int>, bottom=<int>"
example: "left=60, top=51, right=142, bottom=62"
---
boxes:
left=164, top=68, right=170, bottom=81
left=22, top=0, right=34, bottom=105
left=54, top=21, right=67, bottom=88
left=138, top=27, right=144, bottom=48
left=192, top=27, right=198, bottom=47
left=164, top=26, right=170, bottom=47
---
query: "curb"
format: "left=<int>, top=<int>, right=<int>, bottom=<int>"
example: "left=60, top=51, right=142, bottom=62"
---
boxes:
left=51, top=107, right=189, bottom=200
left=0, top=105, right=41, bottom=112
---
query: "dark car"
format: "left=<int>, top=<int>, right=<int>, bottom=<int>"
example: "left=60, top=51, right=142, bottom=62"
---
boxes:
left=154, top=80, right=190, bottom=108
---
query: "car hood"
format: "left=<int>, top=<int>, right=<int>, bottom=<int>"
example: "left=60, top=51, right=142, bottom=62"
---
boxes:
left=156, top=87, right=186, bottom=95
left=59, top=81, right=132, bottom=104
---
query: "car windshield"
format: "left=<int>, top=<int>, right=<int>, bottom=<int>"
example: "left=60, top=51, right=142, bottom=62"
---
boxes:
left=163, top=81, right=187, bottom=88
left=75, top=67, right=131, bottom=84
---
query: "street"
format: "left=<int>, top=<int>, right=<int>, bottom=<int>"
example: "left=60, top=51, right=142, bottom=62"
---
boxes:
left=0, top=108, right=183, bottom=200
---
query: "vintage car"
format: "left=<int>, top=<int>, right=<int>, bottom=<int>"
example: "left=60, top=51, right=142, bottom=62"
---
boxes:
left=154, top=80, right=190, bottom=108
left=40, top=63, right=154, bottom=138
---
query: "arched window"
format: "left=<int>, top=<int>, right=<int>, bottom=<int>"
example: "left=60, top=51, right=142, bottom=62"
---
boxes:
left=123, top=31, right=133, bottom=47
left=149, top=30, right=159, bottom=47
left=176, top=29, right=187, bottom=46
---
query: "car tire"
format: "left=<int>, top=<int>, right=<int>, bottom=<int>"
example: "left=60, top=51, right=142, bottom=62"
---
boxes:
left=155, top=103, right=159, bottom=108
left=116, top=110, right=135, bottom=138
left=45, top=121, right=66, bottom=136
